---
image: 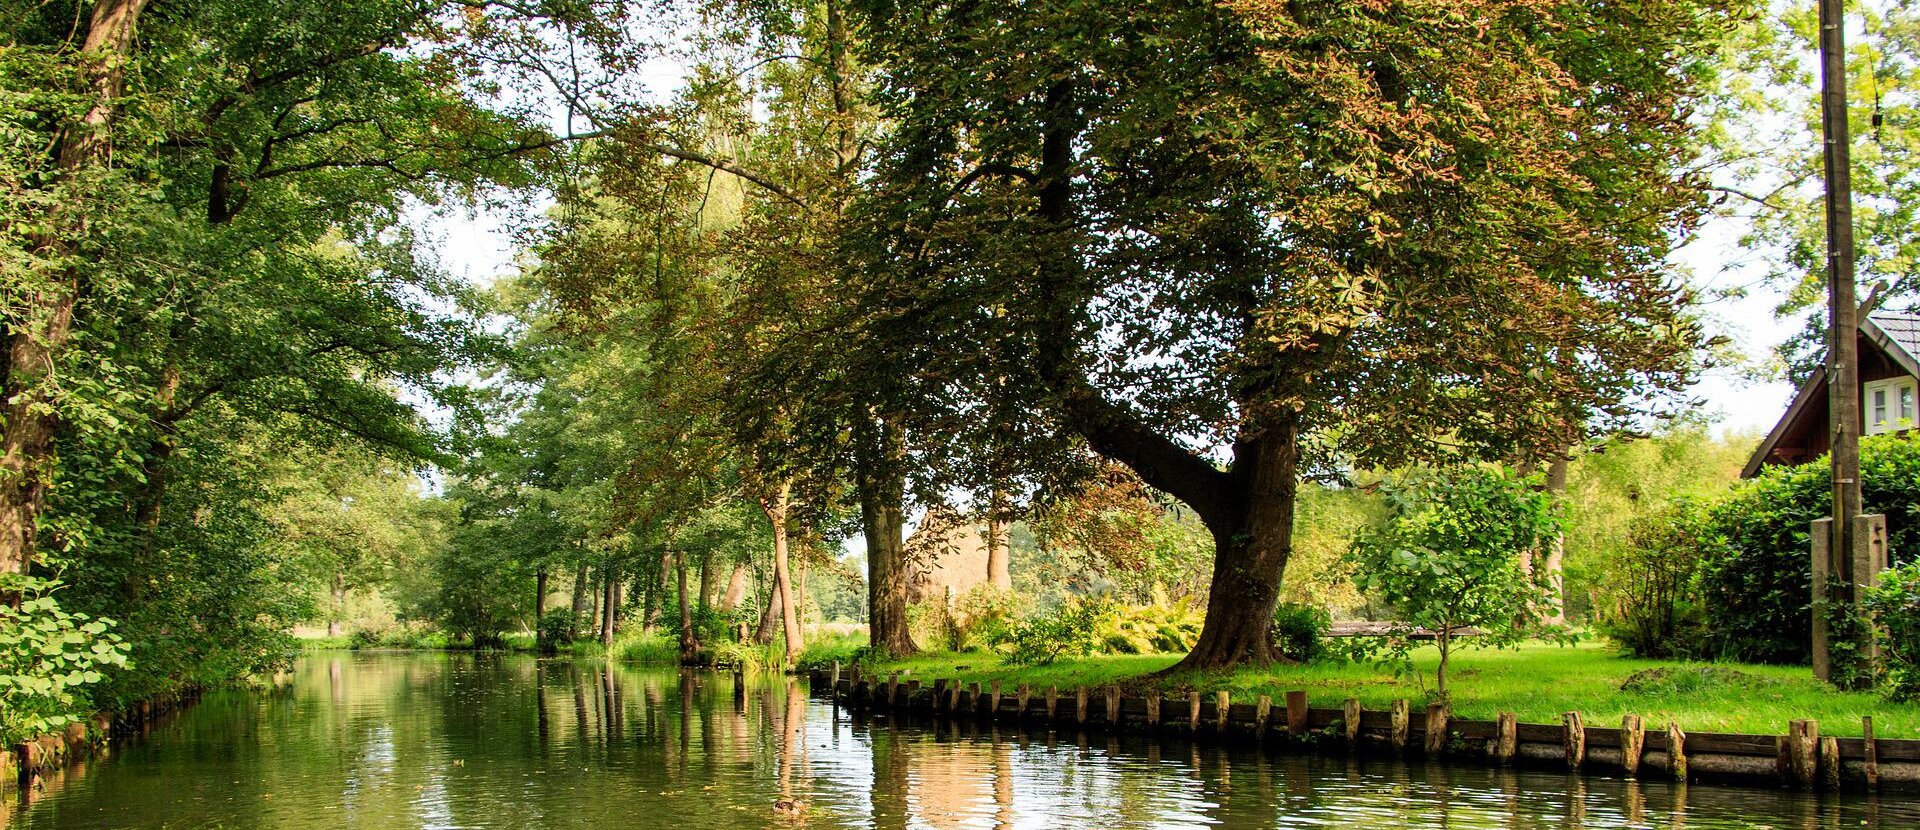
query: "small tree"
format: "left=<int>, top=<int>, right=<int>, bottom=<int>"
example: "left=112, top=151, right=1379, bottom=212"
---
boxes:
left=1349, top=468, right=1563, bottom=698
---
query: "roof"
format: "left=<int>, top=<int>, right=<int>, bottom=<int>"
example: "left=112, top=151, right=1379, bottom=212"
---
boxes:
left=1740, top=310, right=1920, bottom=479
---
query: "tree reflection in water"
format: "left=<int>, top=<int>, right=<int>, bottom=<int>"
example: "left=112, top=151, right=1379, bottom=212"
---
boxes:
left=5, top=654, right=1914, bottom=830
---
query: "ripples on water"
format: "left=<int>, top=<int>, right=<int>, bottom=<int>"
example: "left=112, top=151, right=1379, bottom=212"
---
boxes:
left=3, top=653, right=1911, bottom=829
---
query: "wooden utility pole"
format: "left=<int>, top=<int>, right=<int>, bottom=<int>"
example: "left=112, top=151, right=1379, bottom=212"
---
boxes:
left=1820, top=0, right=1861, bottom=596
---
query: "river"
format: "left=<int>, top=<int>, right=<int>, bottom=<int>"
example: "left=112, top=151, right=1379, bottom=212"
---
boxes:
left=5, top=652, right=1911, bottom=829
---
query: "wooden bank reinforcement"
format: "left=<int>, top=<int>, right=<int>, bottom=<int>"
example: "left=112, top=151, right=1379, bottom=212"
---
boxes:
left=810, top=665, right=1918, bottom=793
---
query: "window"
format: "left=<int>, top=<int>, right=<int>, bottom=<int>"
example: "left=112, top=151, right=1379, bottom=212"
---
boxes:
left=1864, top=376, right=1919, bottom=435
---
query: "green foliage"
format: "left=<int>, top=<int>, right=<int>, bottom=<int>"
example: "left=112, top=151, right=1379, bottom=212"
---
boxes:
left=1866, top=562, right=1920, bottom=701
left=537, top=609, right=581, bottom=654
left=1093, top=599, right=1203, bottom=656
left=950, top=585, right=1020, bottom=651
left=0, top=577, right=130, bottom=744
left=1002, top=598, right=1112, bottom=667
left=1596, top=499, right=1718, bottom=658
left=1693, top=433, right=1920, bottom=664
left=1271, top=602, right=1332, bottom=663
left=1560, top=425, right=1754, bottom=620
left=794, top=632, right=869, bottom=673
left=1349, top=467, right=1563, bottom=696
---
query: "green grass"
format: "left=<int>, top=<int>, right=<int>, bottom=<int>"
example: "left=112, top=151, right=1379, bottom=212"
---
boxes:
left=870, top=641, right=1919, bottom=738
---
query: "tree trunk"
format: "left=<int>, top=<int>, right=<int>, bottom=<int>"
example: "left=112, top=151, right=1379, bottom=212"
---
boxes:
left=535, top=567, right=549, bottom=628
left=600, top=566, right=620, bottom=647
left=1166, top=420, right=1301, bottom=672
left=1542, top=453, right=1569, bottom=625
left=675, top=551, right=697, bottom=662
left=720, top=562, right=748, bottom=613
left=856, top=416, right=917, bottom=657
left=328, top=573, right=347, bottom=638
left=571, top=562, right=590, bottom=623
left=754, top=578, right=782, bottom=645
left=761, top=482, right=804, bottom=663
left=0, top=0, right=151, bottom=599
left=986, top=517, right=1012, bottom=591
left=698, top=549, right=718, bottom=615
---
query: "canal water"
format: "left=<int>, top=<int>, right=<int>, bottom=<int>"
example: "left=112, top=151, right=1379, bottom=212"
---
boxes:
left=4, top=652, right=1911, bottom=829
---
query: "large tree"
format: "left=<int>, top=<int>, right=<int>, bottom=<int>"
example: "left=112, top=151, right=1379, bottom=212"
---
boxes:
left=837, top=0, right=1737, bottom=668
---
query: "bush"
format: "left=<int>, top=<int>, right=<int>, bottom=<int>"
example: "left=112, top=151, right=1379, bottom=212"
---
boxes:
left=1095, top=599, right=1202, bottom=654
left=0, top=577, right=130, bottom=744
left=1003, top=598, right=1110, bottom=666
left=1271, top=602, right=1331, bottom=662
left=538, top=608, right=580, bottom=654
left=1693, top=433, right=1920, bottom=664
left=1596, top=499, right=1715, bottom=658
left=953, top=585, right=1020, bottom=651
left=1866, top=562, right=1920, bottom=700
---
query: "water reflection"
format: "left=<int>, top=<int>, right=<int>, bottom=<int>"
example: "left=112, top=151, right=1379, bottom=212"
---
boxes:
left=5, top=653, right=1912, bottom=829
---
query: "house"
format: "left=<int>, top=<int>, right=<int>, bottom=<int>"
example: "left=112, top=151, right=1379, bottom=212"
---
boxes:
left=1744, top=310, right=1920, bottom=478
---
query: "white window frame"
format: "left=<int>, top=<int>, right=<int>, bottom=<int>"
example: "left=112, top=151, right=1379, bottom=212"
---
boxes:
left=1864, top=376, right=1918, bottom=435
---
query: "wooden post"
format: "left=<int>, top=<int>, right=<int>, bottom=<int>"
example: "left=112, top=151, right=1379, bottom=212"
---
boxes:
left=1255, top=694, right=1273, bottom=735
left=734, top=670, right=746, bottom=704
left=1855, top=513, right=1888, bottom=669
left=1788, top=719, right=1818, bottom=787
left=1046, top=686, right=1060, bottom=719
left=1493, top=712, right=1517, bottom=765
left=1819, top=735, right=1841, bottom=791
left=1343, top=699, right=1363, bottom=744
left=907, top=679, right=922, bottom=703
left=1286, top=691, right=1309, bottom=736
left=1076, top=687, right=1090, bottom=725
left=1424, top=703, right=1450, bottom=756
left=991, top=679, right=1003, bottom=714
left=831, top=661, right=841, bottom=690
left=1105, top=686, right=1122, bottom=726
left=1620, top=715, right=1644, bottom=776
left=1215, top=691, right=1230, bottom=731
left=1146, top=692, right=1162, bottom=728
left=1813, top=517, right=1834, bottom=681
left=949, top=679, right=964, bottom=713
left=1389, top=700, right=1409, bottom=751
left=1563, top=712, right=1585, bottom=770
left=1864, top=716, right=1880, bottom=790
left=1017, top=684, right=1031, bottom=717
left=933, top=679, right=949, bottom=711
left=970, top=682, right=984, bottom=715
left=1667, top=721, right=1687, bottom=781
left=1189, top=692, right=1203, bottom=731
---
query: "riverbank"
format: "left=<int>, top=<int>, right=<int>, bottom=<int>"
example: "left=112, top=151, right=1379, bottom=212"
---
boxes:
left=865, top=642, right=1917, bottom=737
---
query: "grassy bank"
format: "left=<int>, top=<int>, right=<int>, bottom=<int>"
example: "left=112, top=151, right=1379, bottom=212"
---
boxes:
left=869, top=641, right=1918, bottom=737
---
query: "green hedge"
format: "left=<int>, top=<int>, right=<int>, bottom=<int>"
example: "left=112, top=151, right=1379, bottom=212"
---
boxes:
left=1695, top=433, right=1920, bottom=664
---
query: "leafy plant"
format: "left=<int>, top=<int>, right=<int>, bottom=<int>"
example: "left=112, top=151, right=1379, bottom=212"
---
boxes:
left=538, top=608, right=581, bottom=654
left=1094, top=599, right=1203, bottom=655
left=1348, top=467, right=1562, bottom=698
left=1866, top=562, right=1920, bottom=701
left=1693, top=433, right=1920, bottom=664
left=0, top=577, right=130, bottom=744
left=1002, top=598, right=1111, bottom=666
left=1271, top=602, right=1332, bottom=663
left=1596, top=498, right=1717, bottom=658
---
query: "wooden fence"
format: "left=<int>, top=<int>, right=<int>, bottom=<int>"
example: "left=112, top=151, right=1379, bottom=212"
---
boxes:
left=811, top=666, right=1918, bottom=792
left=3, top=686, right=201, bottom=791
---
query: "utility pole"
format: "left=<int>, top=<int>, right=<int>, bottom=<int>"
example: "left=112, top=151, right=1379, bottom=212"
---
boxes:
left=1818, top=0, right=1863, bottom=682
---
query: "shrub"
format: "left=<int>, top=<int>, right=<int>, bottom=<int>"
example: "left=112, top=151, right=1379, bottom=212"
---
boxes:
left=538, top=608, right=580, bottom=654
left=1596, top=499, right=1716, bottom=658
left=1693, top=433, right=1920, bottom=664
left=1866, top=562, right=1920, bottom=701
left=1003, top=598, right=1110, bottom=666
left=1095, top=599, right=1202, bottom=654
left=0, top=577, right=130, bottom=744
left=1349, top=467, right=1561, bottom=698
left=1271, top=602, right=1331, bottom=663
left=954, top=585, right=1021, bottom=651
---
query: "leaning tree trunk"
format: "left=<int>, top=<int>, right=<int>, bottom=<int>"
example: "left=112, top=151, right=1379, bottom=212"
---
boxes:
left=720, top=562, right=748, bottom=613
left=761, top=482, right=804, bottom=663
left=1168, top=420, right=1301, bottom=672
left=0, top=0, right=151, bottom=600
left=754, top=579, right=782, bottom=645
